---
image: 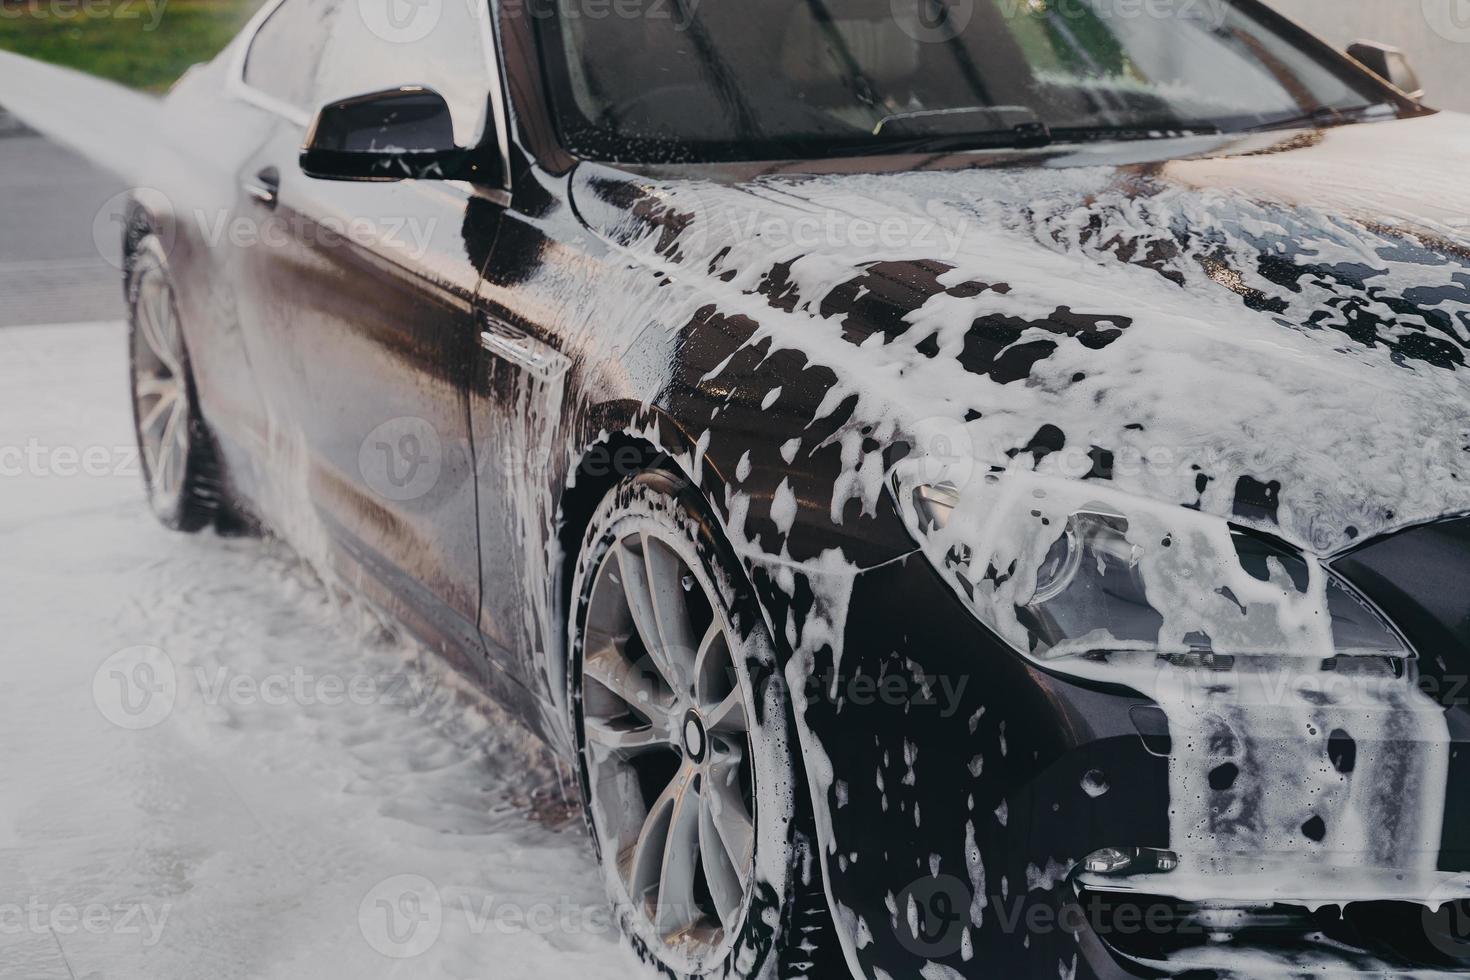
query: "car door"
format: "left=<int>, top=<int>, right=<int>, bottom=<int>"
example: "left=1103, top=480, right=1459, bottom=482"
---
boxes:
left=229, top=0, right=511, bottom=664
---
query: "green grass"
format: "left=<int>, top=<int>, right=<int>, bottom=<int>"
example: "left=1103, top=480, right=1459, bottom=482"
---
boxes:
left=0, top=0, right=263, bottom=91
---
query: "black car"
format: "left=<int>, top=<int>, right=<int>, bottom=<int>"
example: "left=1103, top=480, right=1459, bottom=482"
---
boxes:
left=125, top=0, right=1470, bottom=976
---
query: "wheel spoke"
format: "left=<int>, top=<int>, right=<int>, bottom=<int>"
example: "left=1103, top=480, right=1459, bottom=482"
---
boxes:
left=628, top=764, right=690, bottom=902
left=655, top=774, right=703, bottom=937
left=585, top=717, right=667, bottom=757
left=696, top=624, right=748, bottom=736
left=617, top=533, right=698, bottom=695
left=136, top=376, right=176, bottom=401
left=138, top=280, right=181, bottom=377
left=706, top=752, right=754, bottom=873
left=700, top=796, right=745, bottom=932
left=138, top=386, right=179, bottom=436
left=693, top=623, right=731, bottom=706
left=583, top=628, right=674, bottom=720
left=642, top=534, right=700, bottom=688
left=706, top=690, right=747, bottom=737
left=154, top=397, right=186, bottom=494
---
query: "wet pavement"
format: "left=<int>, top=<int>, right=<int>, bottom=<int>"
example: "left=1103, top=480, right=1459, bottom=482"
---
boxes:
left=0, top=321, right=651, bottom=980
left=0, top=109, right=128, bottom=327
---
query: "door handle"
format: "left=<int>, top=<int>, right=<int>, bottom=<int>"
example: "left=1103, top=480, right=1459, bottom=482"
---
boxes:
left=244, top=166, right=280, bottom=209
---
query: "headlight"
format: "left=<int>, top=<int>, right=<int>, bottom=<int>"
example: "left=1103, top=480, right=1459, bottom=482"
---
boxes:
left=891, top=464, right=1409, bottom=672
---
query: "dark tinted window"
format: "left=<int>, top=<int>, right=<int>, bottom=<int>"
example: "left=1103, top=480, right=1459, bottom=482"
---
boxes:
left=243, top=0, right=340, bottom=111
left=535, top=0, right=1401, bottom=163
left=312, top=0, right=495, bottom=147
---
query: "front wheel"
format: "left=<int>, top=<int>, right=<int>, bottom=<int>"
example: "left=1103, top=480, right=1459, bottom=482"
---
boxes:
left=126, top=234, right=220, bottom=532
left=568, top=470, right=831, bottom=979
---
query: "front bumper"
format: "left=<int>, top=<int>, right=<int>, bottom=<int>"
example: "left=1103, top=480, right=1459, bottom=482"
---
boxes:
left=763, top=551, right=1470, bottom=979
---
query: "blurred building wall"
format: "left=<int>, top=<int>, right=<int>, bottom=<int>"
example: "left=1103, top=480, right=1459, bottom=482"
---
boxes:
left=1268, top=0, right=1470, bottom=112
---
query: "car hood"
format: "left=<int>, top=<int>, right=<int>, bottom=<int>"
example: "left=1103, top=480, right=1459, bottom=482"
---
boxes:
left=570, top=112, right=1470, bottom=557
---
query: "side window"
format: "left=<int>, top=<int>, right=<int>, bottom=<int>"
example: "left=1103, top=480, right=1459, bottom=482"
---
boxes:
left=312, top=0, right=495, bottom=147
left=243, top=0, right=341, bottom=111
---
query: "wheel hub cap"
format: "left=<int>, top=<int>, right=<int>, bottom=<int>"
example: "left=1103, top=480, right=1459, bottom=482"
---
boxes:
left=682, top=712, right=706, bottom=762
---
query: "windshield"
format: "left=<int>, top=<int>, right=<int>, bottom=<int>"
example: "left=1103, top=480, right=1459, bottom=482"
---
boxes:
left=532, top=0, right=1401, bottom=163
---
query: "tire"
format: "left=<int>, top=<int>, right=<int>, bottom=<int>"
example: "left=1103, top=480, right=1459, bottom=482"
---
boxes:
left=568, top=470, right=834, bottom=979
left=126, top=234, right=222, bottom=533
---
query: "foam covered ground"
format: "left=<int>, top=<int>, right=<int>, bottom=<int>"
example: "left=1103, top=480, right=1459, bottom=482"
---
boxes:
left=0, top=321, right=652, bottom=980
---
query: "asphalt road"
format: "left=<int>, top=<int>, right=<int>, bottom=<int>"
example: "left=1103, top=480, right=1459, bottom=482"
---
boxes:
left=0, top=108, right=128, bottom=328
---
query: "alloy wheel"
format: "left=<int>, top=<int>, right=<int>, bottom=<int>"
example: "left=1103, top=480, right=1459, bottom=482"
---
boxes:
left=580, top=526, right=758, bottom=970
left=131, top=264, right=191, bottom=511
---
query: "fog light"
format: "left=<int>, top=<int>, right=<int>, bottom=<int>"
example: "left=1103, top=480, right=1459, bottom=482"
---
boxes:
left=1082, top=846, right=1178, bottom=876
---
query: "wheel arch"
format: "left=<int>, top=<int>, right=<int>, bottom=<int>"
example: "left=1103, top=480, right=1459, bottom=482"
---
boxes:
left=547, top=418, right=716, bottom=746
left=551, top=415, right=852, bottom=980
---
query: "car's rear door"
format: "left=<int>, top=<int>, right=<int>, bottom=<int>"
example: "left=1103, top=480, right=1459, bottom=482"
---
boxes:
left=229, top=0, right=510, bottom=663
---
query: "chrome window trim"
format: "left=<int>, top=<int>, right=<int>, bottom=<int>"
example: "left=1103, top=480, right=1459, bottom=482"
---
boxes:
left=226, top=0, right=312, bottom=128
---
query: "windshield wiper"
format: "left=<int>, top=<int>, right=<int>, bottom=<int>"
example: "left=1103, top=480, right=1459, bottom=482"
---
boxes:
left=1047, top=123, right=1224, bottom=142
left=855, top=121, right=1054, bottom=156
left=1242, top=102, right=1396, bottom=133
left=855, top=119, right=1234, bottom=156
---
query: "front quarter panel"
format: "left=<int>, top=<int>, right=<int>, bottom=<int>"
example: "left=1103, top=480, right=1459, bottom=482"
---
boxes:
left=470, top=162, right=920, bottom=743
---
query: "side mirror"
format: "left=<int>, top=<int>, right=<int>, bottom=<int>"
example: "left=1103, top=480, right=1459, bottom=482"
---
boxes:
left=1347, top=40, right=1425, bottom=101
left=300, top=86, right=498, bottom=183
